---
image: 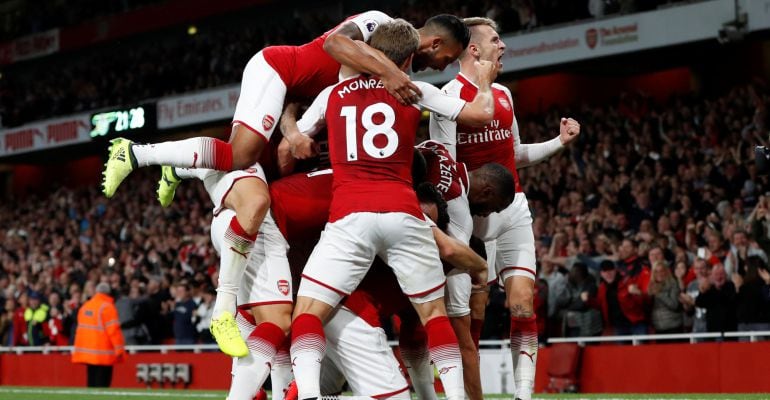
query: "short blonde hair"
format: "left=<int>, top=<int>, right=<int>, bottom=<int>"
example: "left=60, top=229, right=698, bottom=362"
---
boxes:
left=463, top=17, right=498, bottom=32
left=369, top=19, right=420, bottom=66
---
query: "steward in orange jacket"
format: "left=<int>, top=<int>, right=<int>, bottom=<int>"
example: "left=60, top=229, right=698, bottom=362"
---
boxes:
left=72, top=283, right=125, bottom=387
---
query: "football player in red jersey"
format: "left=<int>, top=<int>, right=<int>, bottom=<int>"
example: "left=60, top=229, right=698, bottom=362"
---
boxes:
left=285, top=19, right=502, bottom=400
left=103, top=13, right=473, bottom=356
left=429, top=17, right=581, bottom=400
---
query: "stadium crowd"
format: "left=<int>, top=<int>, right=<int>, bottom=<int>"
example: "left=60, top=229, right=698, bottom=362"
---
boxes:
left=2, top=0, right=686, bottom=128
left=1, top=77, right=769, bottom=346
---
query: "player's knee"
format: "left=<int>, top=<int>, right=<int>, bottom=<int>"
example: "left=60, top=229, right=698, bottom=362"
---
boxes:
left=507, top=284, right=534, bottom=315
left=230, top=126, right=263, bottom=170
left=231, top=153, right=258, bottom=170
left=236, top=196, right=270, bottom=234
left=273, top=312, right=292, bottom=335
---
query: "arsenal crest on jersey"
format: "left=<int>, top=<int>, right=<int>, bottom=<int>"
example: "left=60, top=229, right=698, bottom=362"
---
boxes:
left=498, top=97, right=511, bottom=110
left=277, top=279, right=290, bottom=296
left=262, top=114, right=275, bottom=131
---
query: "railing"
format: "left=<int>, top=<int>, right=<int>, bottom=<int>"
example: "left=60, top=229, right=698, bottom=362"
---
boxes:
left=547, top=330, right=770, bottom=345
left=2, top=331, right=769, bottom=354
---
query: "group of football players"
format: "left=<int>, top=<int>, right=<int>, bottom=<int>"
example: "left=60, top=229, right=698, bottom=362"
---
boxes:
left=102, top=10, right=579, bottom=400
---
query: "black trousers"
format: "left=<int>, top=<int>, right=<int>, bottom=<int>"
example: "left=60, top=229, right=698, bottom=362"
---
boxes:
left=86, top=364, right=113, bottom=387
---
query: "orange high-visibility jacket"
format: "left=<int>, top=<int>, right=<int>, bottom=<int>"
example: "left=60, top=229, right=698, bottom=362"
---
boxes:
left=71, top=293, right=126, bottom=366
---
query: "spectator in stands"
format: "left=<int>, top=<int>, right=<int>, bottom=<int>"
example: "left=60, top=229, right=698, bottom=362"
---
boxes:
left=24, top=291, right=48, bottom=346
left=679, top=258, right=710, bottom=335
left=0, top=297, right=15, bottom=345
left=733, top=256, right=770, bottom=338
left=172, top=282, right=197, bottom=345
left=539, top=244, right=568, bottom=337
left=695, top=264, right=737, bottom=335
left=725, top=230, right=767, bottom=276
left=11, top=292, right=28, bottom=345
left=115, top=285, right=150, bottom=345
left=748, top=195, right=770, bottom=256
left=72, top=282, right=125, bottom=388
left=557, top=263, right=602, bottom=337
left=615, top=239, right=651, bottom=333
left=648, top=261, right=683, bottom=334
left=195, top=285, right=216, bottom=344
left=597, top=260, right=630, bottom=335
left=43, top=305, right=68, bottom=346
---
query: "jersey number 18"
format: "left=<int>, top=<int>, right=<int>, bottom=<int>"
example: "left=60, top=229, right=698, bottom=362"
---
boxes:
left=340, top=103, right=398, bottom=161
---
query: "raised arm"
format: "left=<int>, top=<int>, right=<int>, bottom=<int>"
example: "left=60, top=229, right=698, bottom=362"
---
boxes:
left=454, top=60, right=498, bottom=127
left=324, top=11, right=421, bottom=104
left=513, top=114, right=581, bottom=168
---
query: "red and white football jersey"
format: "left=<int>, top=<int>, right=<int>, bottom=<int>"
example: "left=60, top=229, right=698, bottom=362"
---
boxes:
left=417, top=140, right=468, bottom=202
left=269, top=169, right=333, bottom=243
left=262, top=11, right=392, bottom=99
left=296, top=76, right=466, bottom=222
left=430, top=73, right=523, bottom=193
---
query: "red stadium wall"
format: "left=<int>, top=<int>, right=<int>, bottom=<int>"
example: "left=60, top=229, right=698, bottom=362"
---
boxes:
left=534, top=341, right=770, bottom=393
left=3, top=342, right=770, bottom=392
left=0, top=351, right=231, bottom=389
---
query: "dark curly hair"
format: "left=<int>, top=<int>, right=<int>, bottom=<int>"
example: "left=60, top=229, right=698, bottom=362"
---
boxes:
left=415, top=182, right=449, bottom=231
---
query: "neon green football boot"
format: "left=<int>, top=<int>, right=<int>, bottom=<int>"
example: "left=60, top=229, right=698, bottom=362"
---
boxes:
left=209, top=311, right=248, bottom=357
left=102, top=138, right=137, bottom=198
left=157, top=166, right=181, bottom=208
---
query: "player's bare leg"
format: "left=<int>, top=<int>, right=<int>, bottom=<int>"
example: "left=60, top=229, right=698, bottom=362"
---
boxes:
left=449, top=315, right=482, bottom=400
left=468, top=289, right=488, bottom=348
left=504, top=276, right=537, bottom=400
left=410, top=298, right=465, bottom=400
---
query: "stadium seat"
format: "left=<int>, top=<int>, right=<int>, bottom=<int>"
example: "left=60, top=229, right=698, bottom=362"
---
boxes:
left=175, top=363, right=191, bottom=384
left=546, top=343, right=581, bottom=393
left=135, top=363, right=149, bottom=384
left=148, top=363, right=162, bottom=384
left=162, top=363, right=176, bottom=383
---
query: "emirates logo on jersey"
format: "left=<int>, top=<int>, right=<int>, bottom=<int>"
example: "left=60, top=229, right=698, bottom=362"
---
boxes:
left=277, top=279, right=290, bottom=296
left=262, top=115, right=275, bottom=132
left=498, top=97, right=511, bottom=110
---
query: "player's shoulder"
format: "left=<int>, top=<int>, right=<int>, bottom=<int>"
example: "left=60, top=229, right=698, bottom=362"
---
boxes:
left=344, top=11, right=393, bottom=39
left=441, top=78, right=463, bottom=95
left=492, top=82, right=512, bottom=96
